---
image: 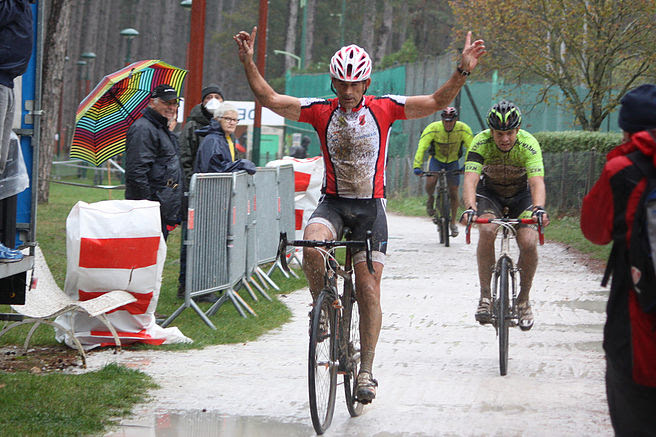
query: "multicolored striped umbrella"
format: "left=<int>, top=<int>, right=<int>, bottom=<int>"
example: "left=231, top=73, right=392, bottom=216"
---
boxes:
left=70, top=60, right=187, bottom=167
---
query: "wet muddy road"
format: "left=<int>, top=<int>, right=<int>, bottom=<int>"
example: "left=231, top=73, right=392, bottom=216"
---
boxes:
left=89, top=213, right=612, bottom=436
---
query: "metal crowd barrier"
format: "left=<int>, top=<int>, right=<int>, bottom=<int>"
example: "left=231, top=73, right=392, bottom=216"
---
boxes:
left=163, top=166, right=296, bottom=330
left=268, top=164, right=300, bottom=278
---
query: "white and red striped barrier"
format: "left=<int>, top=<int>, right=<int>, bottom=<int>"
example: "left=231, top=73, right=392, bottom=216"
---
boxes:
left=267, top=156, right=324, bottom=239
left=55, top=200, right=190, bottom=349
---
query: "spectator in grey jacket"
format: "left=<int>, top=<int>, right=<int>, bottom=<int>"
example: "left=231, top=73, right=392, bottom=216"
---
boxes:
left=125, top=84, right=183, bottom=240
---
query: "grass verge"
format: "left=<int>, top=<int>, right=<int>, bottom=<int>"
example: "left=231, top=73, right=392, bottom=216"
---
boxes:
left=1, top=181, right=307, bottom=436
left=0, top=363, right=156, bottom=436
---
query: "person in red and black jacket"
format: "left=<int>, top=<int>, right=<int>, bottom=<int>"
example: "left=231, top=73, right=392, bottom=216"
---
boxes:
left=581, top=84, right=656, bottom=435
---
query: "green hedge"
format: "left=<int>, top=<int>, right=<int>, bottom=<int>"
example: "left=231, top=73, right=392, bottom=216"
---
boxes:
left=533, top=131, right=623, bottom=153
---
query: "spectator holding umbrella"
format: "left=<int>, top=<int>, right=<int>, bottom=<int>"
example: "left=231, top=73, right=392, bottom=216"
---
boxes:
left=125, top=84, right=184, bottom=241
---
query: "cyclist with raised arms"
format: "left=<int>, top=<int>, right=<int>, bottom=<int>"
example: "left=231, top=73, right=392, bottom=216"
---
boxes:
left=460, top=100, right=549, bottom=331
left=413, top=107, right=473, bottom=236
left=234, top=27, right=485, bottom=403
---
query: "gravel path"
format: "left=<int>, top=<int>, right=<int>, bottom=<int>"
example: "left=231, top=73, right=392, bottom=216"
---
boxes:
left=77, top=212, right=612, bottom=436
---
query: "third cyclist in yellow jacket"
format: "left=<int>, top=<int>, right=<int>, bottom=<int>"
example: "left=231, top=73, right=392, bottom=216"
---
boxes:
left=413, top=107, right=473, bottom=236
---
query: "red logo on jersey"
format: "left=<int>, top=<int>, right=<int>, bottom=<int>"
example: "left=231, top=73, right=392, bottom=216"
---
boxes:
left=359, top=114, right=366, bottom=125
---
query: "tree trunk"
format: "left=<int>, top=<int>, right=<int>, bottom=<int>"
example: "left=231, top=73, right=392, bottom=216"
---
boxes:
left=38, top=0, right=73, bottom=204
left=304, top=0, right=316, bottom=66
left=360, top=0, right=375, bottom=52
left=284, top=0, right=299, bottom=71
left=375, top=0, right=393, bottom=63
left=396, top=1, right=409, bottom=51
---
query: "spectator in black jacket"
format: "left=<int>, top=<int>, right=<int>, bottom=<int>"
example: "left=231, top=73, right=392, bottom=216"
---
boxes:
left=0, top=0, right=33, bottom=175
left=179, top=84, right=224, bottom=188
left=125, top=84, right=183, bottom=240
left=289, top=135, right=310, bottom=158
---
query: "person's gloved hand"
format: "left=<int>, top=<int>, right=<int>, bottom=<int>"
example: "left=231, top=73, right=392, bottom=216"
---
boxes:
left=166, top=224, right=178, bottom=232
left=413, top=168, right=423, bottom=176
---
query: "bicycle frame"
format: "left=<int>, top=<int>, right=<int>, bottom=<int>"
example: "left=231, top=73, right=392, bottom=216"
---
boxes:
left=465, top=214, right=543, bottom=375
left=466, top=216, right=543, bottom=314
left=277, top=231, right=374, bottom=434
left=421, top=169, right=463, bottom=247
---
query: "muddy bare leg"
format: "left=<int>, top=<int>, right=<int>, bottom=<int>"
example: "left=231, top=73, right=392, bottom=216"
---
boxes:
left=425, top=176, right=437, bottom=216
left=476, top=221, right=497, bottom=299
left=449, top=184, right=459, bottom=225
left=516, top=227, right=539, bottom=303
left=354, top=261, right=383, bottom=374
left=302, top=223, right=335, bottom=300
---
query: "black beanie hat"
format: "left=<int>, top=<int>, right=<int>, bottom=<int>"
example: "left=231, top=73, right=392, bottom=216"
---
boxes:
left=618, top=84, right=656, bottom=133
left=201, top=84, right=224, bottom=101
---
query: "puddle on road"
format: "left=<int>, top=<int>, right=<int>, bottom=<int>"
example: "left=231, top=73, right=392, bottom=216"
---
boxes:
left=552, top=298, right=606, bottom=313
left=105, top=410, right=314, bottom=437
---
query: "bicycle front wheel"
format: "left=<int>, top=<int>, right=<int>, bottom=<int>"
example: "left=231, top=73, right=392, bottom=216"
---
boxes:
left=497, top=256, right=511, bottom=376
left=441, top=191, right=450, bottom=247
left=309, top=291, right=338, bottom=434
left=341, top=282, right=364, bottom=417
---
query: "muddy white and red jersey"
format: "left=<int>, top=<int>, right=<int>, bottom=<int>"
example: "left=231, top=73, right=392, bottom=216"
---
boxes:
left=298, top=94, right=407, bottom=199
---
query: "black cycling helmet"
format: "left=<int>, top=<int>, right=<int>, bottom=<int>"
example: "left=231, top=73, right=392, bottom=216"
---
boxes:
left=486, top=100, right=522, bottom=131
left=441, top=107, right=458, bottom=121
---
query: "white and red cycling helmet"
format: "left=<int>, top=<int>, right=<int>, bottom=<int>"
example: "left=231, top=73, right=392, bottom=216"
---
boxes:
left=329, top=44, right=372, bottom=82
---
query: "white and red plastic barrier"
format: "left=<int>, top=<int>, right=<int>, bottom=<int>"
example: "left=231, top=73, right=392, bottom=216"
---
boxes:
left=267, top=156, right=324, bottom=239
left=55, top=200, right=190, bottom=349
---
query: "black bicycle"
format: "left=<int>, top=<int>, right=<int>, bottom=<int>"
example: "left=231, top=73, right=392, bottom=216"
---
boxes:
left=464, top=211, right=543, bottom=375
left=422, top=169, right=463, bottom=247
left=277, top=230, right=374, bottom=435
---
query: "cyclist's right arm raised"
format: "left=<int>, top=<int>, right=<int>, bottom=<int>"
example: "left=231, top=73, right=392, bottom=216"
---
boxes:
left=234, top=27, right=301, bottom=121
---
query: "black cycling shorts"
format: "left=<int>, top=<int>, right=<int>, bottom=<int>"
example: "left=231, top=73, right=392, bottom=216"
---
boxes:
left=307, top=195, right=388, bottom=264
left=476, top=183, right=534, bottom=220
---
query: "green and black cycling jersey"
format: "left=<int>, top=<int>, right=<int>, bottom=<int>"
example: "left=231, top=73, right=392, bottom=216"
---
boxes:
left=464, top=129, right=544, bottom=198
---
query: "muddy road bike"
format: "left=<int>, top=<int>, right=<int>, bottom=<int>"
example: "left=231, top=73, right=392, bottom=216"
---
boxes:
left=464, top=210, right=543, bottom=375
left=421, top=169, right=463, bottom=247
left=277, top=230, right=375, bottom=435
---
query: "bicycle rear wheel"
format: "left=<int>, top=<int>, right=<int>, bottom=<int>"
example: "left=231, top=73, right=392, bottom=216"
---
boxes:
left=309, top=291, right=338, bottom=434
left=497, top=257, right=511, bottom=376
left=341, top=281, right=364, bottom=417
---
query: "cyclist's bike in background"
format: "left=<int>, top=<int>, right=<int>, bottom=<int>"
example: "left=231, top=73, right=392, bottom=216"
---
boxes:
left=464, top=209, right=543, bottom=375
left=422, top=169, right=463, bottom=247
left=277, top=230, right=374, bottom=435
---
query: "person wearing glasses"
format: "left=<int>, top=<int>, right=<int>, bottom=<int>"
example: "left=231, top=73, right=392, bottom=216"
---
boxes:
left=193, top=103, right=256, bottom=174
